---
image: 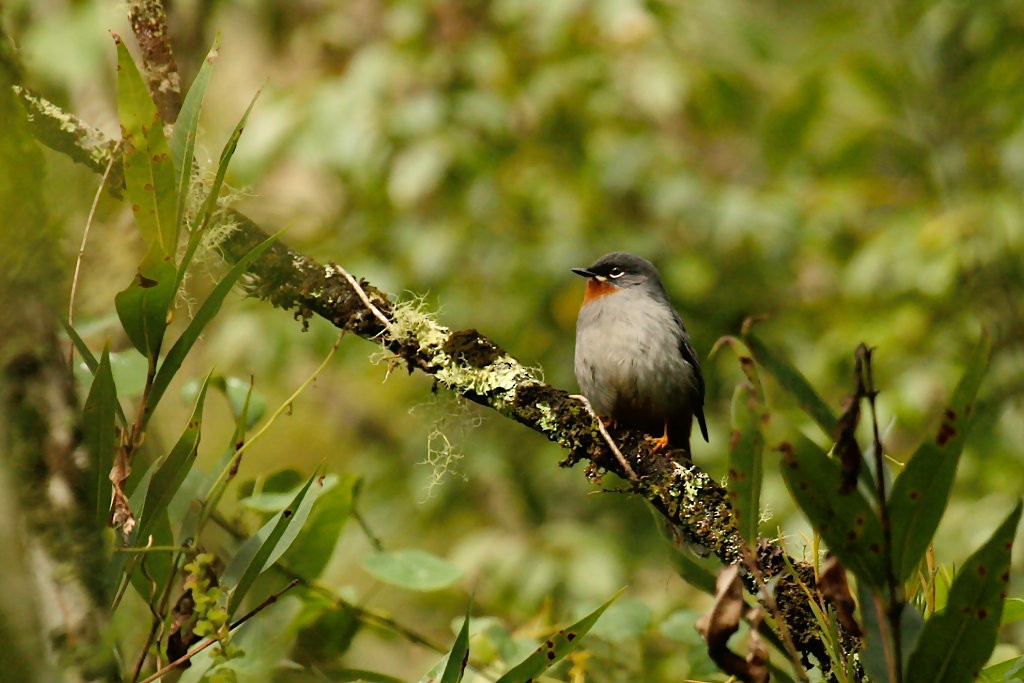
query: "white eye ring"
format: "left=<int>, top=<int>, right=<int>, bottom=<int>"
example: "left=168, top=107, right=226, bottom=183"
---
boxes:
left=608, top=267, right=624, bottom=279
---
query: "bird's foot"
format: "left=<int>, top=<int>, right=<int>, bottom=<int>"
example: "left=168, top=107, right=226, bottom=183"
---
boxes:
left=645, top=433, right=670, bottom=452
left=601, top=416, right=619, bottom=430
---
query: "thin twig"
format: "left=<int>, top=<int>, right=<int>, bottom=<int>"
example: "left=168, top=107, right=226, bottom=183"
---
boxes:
left=333, top=264, right=392, bottom=331
left=569, top=394, right=638, bottom=480
left=858, top=344, right=903, bottom=683
left=68, top=141, right=120, bottom=370
left=137, top=579, right=300, bottom=683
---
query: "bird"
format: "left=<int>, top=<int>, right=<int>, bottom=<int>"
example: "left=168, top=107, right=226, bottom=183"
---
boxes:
left=572, top=252, right=709, bottom=454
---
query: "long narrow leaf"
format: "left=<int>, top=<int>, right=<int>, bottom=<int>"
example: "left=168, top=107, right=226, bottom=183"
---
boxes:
left=62, top=319, right=128, bottom=428
left=905, top=501, right=1021, bottom=683
left=223, top=469, right=322, bottom=615
left=888, top=335, right=992, bottom=581
left=82, top=344, right=118, bottom=523
left=743, top=328, right=837, bottom=436
left=440, top=608, right=471, bottom=683
left=171, top=37, right=218, bottom=234
left=175, top=86, right=260, bottom=292
left=727, top=383, right=764, bottom=545
left=495, top=587, right=625, bottom=683
left=134, top=373, right=211, bottom=544
left=146, top=233, right=279, bottom=425
left=779, top=435, right=886, bottom=587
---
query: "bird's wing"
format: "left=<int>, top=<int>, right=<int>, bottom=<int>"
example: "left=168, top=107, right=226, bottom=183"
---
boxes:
left=674, top=312, right=710, bottom=443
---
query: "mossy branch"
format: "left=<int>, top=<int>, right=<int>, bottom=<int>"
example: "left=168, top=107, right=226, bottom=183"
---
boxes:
left=14, top=47, right=853, bottom=675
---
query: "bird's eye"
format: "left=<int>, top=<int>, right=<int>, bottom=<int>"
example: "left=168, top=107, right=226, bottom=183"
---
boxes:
left=608, top=267, right=624, bottom=279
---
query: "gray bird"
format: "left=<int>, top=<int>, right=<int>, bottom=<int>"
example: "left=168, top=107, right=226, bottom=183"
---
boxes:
left=573, top=252, right=709, bottom=453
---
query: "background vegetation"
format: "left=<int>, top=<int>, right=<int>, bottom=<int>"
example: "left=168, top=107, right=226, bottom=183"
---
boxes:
left=2, top=0, right=1023, bottom=680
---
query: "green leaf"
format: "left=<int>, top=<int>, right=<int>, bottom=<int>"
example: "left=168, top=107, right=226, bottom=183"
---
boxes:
left=905, top=501, right=1021, bottom=683
left=977, top=656, right=1024, bottom=683
left=222, top=469, right=322, bottom=615
left=114, top=259, right=177, bottom=359
left=495, top=587, right=625, bottom=683
left=62, top=319, right=129, bottom=428
left=440, top=608, right=471, bottom=683
left=82, top=344, right=118, bottom=523
left=175, top=87, right=262, bottom=289
left=889, top=335, right=992, bottom=581
left=183, top=375, right=266, bottom=429
left=283, top=473, right=358, bottom=579
left=858, top=579, right=924, bottom=683
left=650, top=503, right=717, bottom=595
left=171, top=38, right=218, bottom=233
left=134, top=373, right=211, bottom=544
left=115, top=36, right=178, bottom=267
left=1001, top=597, right=1024, bottom=625
left=362, top=549, right=463, bottom=592
left=727, top=382, right=764, bottom=545
left=743, top=327, right=837, bottom=436
left=779, top=435, right=886, bottom=587
left=146, top=233, right=278, bottom=425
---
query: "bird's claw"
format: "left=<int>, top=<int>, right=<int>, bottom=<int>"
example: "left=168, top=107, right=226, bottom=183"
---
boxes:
left=645, top=433, right=670, bottom=452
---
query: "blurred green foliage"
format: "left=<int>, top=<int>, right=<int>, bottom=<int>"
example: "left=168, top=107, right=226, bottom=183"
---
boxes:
left=4, top=0, right=1024, bottom=679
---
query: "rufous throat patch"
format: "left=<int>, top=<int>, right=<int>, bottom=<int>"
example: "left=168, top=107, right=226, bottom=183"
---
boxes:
left=583, top=279, right=617, bottom=304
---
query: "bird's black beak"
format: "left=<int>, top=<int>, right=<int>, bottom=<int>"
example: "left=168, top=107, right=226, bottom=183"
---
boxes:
left=572, top=267, right=596, bottom=278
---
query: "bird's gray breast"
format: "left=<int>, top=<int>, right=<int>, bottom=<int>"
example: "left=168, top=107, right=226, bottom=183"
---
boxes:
left=574, top=290, right=699, bottom=425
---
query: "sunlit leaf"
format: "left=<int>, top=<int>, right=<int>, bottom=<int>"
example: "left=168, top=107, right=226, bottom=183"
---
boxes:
left=494, top=587, right=625, bottom=683
left=115, top=35, right=178, bottom=266
left=905, top=501, right=1021, bottom=683
left=889, top=334, right=992, bottom=581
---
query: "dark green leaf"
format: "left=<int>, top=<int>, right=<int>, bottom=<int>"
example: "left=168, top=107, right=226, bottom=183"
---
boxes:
left=494, top=587, right=624, bottom=683
left=283, top=473, right=358, bottom=579
left=889, top=335, right=992, bottom=581
left=146, top=233, right=278, bottom=425
left=858, top=579, right=924, bottom=683
left=905, top=501, right=1021, bottom=683
left=743, top=327, right=837, bottom=436
left=779, top=435, right=886, bottom=587
left=727, top=382, right=764, bottom=546
left=222, top=469, right=322, bottom=615
left=171, top=38, right=218, bottom=233
left=82, top=344, right=118, bottom=523
left=134, top=373, right=211, bottom=543
left=440, top=608, right=471, bottom=683
left=115, top=36, right=178, bottom=266
left=114, top=259, right=177, bottom=358
left=362, top=549, right=463, bottom=592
